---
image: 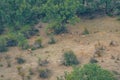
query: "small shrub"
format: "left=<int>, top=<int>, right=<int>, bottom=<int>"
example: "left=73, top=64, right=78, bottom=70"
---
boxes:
left=33, top=37, right=42, bottom=48
left=16, top=66, right=22, bottom=73
left=38, top=68, right=51, bottom=78
left=16, top=57, right=26, bottom=64
left=82, top=28, right=89, bottom=35
left=38, top=58, right=49, bottom=66
left=5, top=55, right=11, bottom=67
left=21, top=26, right=39, bottom=39
left=94, top=42, right=106, bottom=57
left=0, top=64, right=3, bottom=67
left=48, top=35, right=56, bottom=44
left=63, top=50, right=79, bottom=66
left=46, top=21, right=67, bottom=35
left=17, top=34, right=29, bottom=50
left=29, top=68, right=34, bottom=75
left=0, top=37, right=7, bottom=52
left=90, top=57, right=98, bottom=63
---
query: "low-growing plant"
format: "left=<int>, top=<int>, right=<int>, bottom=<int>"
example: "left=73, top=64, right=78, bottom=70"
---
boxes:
left=63, top=50, right=79, bottom=66
left=14, top=33, right=29, bottom=50
left=5, top=55, right=11, bottom=67
left=29, top=68, right=34, bottom=75
left=48, top=34, right=56, bottom=44
left=90, top=57, right=98, bottom=63
left=0, top=37, right=7, bottom=52
left=6, top=33, right=18, bottom=47
left=33, top=37, right=42, bottom=48
left=16, top=57, right=26, bottom=64
left=82, top=28, right=89, bottom=35
left=46, top=21, right=67, bottom=35
left=38, top=68, right=51, bottom=78
left=94, top=42, right=106, bottom=57
left=16, top=66, right=22, bottom=74
left=38, top=59, right=49, bottom=66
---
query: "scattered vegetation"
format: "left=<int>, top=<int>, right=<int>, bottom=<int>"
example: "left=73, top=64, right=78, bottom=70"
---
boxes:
left=63, top=50, right=79, bottom=66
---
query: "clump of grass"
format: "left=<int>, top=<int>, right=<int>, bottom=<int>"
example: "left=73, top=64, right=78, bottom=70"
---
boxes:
left=63, top=50, right=79, bottom=66
left=29, top=68, right=34, bottom=75
left=48, top=34, right=56, bottom=44
left=82, top=28, right=89, bottom=35
left=5, top=55, right=11, bottom=67
left=94, top=42, right=106, bottom=57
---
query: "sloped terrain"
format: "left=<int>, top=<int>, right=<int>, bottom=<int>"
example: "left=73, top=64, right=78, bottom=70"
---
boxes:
left=0, top=16, right=120, bottom=80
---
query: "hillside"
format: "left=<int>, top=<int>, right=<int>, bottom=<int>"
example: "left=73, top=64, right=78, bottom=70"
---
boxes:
left=0, top=16, right=120, bottom=80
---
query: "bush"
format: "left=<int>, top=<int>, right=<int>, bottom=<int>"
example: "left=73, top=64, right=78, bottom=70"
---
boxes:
left=38, top=68, right=51, bottom=78
left=48, top=34, right=56, bottom=44
left=33, top=37, right=42, bottom=48
left=63, top=50, right=79, bottom=66
left=0, top=37, right=7, bottom=52
left=58, top=64, right=117, bottom=80
left=0, top=28, right=4, bottom=35
left=94, top=42, right=106, bottom=57
left=17, top=34, right=29, bottom=50
left=6, top=33, right=18, bottom=47
left=46, top=22, right=67, bottom=35
left=20, top=25, right=39, bottom=39
left=16, top=57, right=26, bottom=64
left=90, top=58, right=98, bottom=63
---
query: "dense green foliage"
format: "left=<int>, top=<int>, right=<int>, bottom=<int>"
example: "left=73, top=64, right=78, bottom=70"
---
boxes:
left=0, top=0, right=120, bottom=51
left=0, top=0, right=120, bottom=34
left=58, top=64, right=116, bottom=80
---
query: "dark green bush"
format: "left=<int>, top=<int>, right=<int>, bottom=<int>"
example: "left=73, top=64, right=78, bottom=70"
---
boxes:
left=58, top=63, right=117, bottom=80
left=38, top=68, right=51, bottom=78
left=20, top=26, right=39, bottom=39
left=17, top=34, right=29, bottom=50
left=16, top=57, right=26, bottom=64
left=63, top=50, right=79, bottom=66
left=0, top=37, right=7, bottom=52
left=6, top=33, right=18, bottom=47
left=90, top=58, right=98, bottom=63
